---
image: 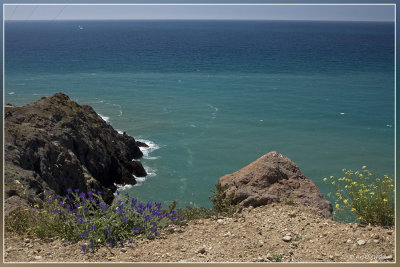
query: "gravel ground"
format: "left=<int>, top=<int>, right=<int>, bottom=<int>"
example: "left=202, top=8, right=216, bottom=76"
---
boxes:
left=4, top=203, right=395, bottom=263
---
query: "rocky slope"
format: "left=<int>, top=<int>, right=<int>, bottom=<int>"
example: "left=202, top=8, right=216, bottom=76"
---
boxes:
left=4, top=203, right=395, bottom=263
left=4, top=93, right=147, bottom=211
left=219, top=151, right=333, bottom=218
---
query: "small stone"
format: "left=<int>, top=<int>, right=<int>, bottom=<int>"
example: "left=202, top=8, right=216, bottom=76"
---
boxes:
left=288, top=212, right=296, bottom=218
left=282, top=236, right=292, bottom=242
left=372, top=234, right=379, bottom=239
left=34, top=256, right=42, bottom=260
left=346, top=239, right=353, bottom=244
left=373, top=239, right=379, bottom=244
left=382, top=255, right=393, bottom=261
left=223, top=232, right=231, bottom=237
left=24, top=239, right=30, bottom=243
left=357, top=239, right=366, bottom=246
left=258, top=256, right=265, bottom=262
left=198, top=248, right=206, bottom=254
left=329, top=255, right=334, bottom=260
left=132, top=251, right=141, bottom=257
left=120, top=248, right=127, bottom=253
left=181, top=248, right=187, bottom=252
left=386, top=231, right=392, bottom=235
left=217, top=219, right=224, bottom=225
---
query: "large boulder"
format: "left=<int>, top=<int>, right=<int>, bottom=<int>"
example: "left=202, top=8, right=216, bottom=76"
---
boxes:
left=4, top=93, right=146, bottom=205
left=218, top=151, right=333, bottom=218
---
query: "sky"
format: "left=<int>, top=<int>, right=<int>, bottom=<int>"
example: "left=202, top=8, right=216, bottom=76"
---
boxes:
left=3, top=4, right=395, bottom=22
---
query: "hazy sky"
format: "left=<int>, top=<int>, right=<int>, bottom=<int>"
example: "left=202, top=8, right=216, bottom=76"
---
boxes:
left=4, top=4, right=395, bottom=22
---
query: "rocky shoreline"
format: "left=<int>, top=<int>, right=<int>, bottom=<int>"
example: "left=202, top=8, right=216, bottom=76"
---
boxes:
left=4, top=93, right=147, bottom=213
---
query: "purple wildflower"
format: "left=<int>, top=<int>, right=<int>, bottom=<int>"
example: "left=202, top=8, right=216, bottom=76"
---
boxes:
left=67, top=188, right=72, bottom=193
left=80, top=245, right=86, bottom=251
left=75, top=189, right=80, bottom=193
left=79, top=192, right=86, bottom=199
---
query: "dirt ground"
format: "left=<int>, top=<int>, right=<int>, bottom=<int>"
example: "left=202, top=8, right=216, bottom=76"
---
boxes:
left=4, top=203, right=395, bottom=263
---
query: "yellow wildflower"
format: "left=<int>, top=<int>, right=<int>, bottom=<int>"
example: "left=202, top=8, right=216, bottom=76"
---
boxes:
left=362, top=166, right=367, bottom=169
left=24, top=209, right=29, bottom=211
left=370, top=192, right=375, bottom=195
left=383, top=199, right=388, bottom=202
left=323, top=178, right=327, bottom=182
left=351, top=208, right=356, bottom=212
left=34, top=204, right=39, bottom=208
left=336, top=204, right=340, bottom=209
left=343, top=199, right=348, bottom=204
left=332, top=181, right=335, bottom=185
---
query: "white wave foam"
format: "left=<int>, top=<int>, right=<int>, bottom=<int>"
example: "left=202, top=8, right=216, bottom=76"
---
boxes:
left=113, top=104, right=123, bottom=116
left=117, top=130, right=123, bottom=134
left=340, top=112, right=345, bottom=115
left=386, top=124, right=393, bottom=128
left=114, top=183, right=134, bottom=192
left=98, top=114, right=110, bottom=122
left=133, top=166, right=157, bottom=186
left=207, top=104, right=218, bottom=119
left=8, top=92, right=15, bottom=95
left=136, top=139, right=160, bottom=158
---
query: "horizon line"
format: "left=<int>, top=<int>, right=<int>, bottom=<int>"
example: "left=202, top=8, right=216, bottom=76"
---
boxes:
left=4, top=18, right=394, bottom=23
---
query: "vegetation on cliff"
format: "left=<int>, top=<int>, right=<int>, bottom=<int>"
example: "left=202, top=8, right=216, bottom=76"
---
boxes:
left=4, top=93, right=146, bottom=211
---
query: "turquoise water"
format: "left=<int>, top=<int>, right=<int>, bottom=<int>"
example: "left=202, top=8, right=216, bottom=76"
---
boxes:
left=5, top=20, right=395, bottom=208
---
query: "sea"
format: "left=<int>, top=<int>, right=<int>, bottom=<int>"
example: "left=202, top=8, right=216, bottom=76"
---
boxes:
left=4, top=20, right=395, bottom=209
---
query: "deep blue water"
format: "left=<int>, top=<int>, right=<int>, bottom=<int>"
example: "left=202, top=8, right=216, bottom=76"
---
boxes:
left=5, top=20, right=395, bottom=208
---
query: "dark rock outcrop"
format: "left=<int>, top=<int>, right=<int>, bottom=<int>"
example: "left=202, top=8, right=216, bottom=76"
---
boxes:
left=218, top=151, right=333, bottom=218
left=4, top=93, right=146, bottom=207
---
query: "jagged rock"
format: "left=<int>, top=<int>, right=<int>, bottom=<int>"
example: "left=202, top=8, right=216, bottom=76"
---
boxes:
left=4, top=93, right=146, bottom=206
left=136, top=141, right=149, bottom=148
left=218, top=151, right=333, bottom=218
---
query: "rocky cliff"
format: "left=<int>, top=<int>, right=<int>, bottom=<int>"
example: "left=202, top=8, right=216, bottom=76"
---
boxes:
left=4, top=93, right=146, bottom=210
left=218, top=151, right=333, bottom=218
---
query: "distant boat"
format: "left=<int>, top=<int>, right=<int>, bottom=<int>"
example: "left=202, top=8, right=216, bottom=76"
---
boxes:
left=78, top=25, right=84, bottom=30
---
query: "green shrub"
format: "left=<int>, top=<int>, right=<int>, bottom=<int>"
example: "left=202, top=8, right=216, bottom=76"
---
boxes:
left=323, top=166, right=394, bottom=226
left=209, top=183, right=237, bottom=216
left=176, top=201, right=214, bottom=221
left=5, top=205, right=78, bottom=241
